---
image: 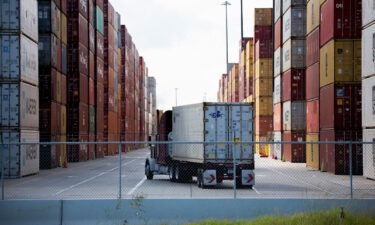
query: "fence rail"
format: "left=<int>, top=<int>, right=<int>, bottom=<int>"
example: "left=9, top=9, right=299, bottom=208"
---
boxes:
left=1, top=141, right=374, bottom=200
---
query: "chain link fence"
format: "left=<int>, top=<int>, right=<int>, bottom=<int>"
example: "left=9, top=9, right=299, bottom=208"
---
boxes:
left=1, top=142, right=375, bottom=200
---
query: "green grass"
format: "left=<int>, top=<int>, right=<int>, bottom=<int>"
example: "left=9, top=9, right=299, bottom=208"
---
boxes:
left=184, top=209, right=375, bottom=225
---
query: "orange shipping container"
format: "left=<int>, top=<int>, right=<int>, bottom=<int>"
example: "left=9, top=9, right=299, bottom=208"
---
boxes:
left=254, top=8, right=272, bottom=26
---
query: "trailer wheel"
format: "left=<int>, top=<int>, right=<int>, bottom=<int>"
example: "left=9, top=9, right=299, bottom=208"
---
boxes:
left=145, top=163, right=153, bottom=180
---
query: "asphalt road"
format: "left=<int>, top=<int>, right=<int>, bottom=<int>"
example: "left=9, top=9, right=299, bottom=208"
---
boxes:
left=3, top=148, right=375, bottom=200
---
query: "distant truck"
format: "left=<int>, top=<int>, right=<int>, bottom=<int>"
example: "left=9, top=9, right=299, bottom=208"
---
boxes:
left=145, top=102, right=255, bottom=188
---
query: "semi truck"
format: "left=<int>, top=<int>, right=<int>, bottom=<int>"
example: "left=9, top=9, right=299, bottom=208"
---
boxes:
left=145, top=102, right=255, bottom=188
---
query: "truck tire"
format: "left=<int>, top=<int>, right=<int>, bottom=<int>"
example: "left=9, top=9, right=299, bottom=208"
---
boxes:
left=145, top=163, right=153, bottom=180
left=169, top=165, right=176, bottom=182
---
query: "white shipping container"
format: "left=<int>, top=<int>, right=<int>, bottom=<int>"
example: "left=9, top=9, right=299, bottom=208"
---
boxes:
left=274, top=47, right=282, bottom=76
left=0, top=130, right=39, bottom=177
left=362, top=0, right=375, bottom=28
left=362, top=76, right=375, bottom=128
left=282, top=7, right=306, bottom=43
left=274, top=0, right=282, bottom=22
left=362, top=23, right=375, bottom=79
left=274, top=75, right=282, bottom=104
left=282, top=39, right=306, bottom=72
left=363, top=129, right=375, bottom=180
left=0, top=0, right=38, bottom=42
left=0, top=82, right=39, bottom=129
left=273, top=131, right=283, bottom=160
left=172, top=103, right=254, bottom=164
left=283, top=101, right=306, bottom=131
left=0, top=34, right=39, bottom=85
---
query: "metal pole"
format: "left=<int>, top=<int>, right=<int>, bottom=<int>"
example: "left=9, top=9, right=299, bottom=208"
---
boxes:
left=222, top=1, right=231, bottom=75
left=233, top=146, right=237, bottom=199
left=240, top=0, right=243, bottom=39
left=119, top=143, right=122, bottom=199
left=175, top=88, right=178, bottom=106
left=349, top=142, right=353, bottom=199
left=1, top=144, right=4, bottom=200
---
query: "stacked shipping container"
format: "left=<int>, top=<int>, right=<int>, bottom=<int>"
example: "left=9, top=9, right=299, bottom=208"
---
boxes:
left=281, top=0, right=307, bottom=163
left=362, top=0, right=375, bottom=179
left=319, top=0, right=362, bottom=175
left=38, top=0, right=68, bottom=168
left=254, top=8, right=273, bottom=156
left=0, top=0, right=40, bottom=177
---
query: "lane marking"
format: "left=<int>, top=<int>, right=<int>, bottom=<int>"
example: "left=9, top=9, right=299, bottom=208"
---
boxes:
left=127, top=177, right=147, bottom=195
left=253, top=187, right=261, bottom=195
left=265, top=167, right=336, bottom=196
left=53, top=159, right=137, bottom=196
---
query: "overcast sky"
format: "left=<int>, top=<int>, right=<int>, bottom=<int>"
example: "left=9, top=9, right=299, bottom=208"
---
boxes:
left=111, top=0, right=272, bottom=110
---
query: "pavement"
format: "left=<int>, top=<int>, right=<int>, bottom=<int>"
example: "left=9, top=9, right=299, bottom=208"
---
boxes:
left=3, top=148, right=375, bottom=200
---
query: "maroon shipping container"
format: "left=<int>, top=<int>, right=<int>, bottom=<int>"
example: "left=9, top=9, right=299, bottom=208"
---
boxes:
left=96, top=107, right=104, bottom=133
left=54, top=0, right=60, bottom=9
left=106, top=47, right=114, bottom=69
left=320, top=0, right=362, bottom=47
left=89, top=25, right=95, bottom=51
left=67, top=43, right=88, bottom=75
left=96, top=82, right=104, bottom=109
left=255, top=40, right=273, bottom=60
left=274, top=18, right=282, bottom=50
left=88, top=0, right=94, bottom=25
left=282, top=131, right=306, bottom=163
left=79, top=74, right=89, bottom=104
left=95, top=132, right=104, bottom=158
left=306, top=28, right=319, bottom=67
left=89, top=78, right=95, bottom=105
left=68, top=14, right=88, bottom=48
left=306, top=99, right=319, bottom=133
left=88, top=51, right=94, bottom=79
left=40, top=102, right=58, bottom=135
left=68, top=0, right=88, bottom=19
left=320, top=83, right=362, bottom=130
left=104, top=0, right=115, bottom=26
left=320, top=129, right=363, bottom=175
left=79, top=103, right=89, bottom=133
left=96, top=58, right=104, bottom=83
left=255, top=116, right=273, bottom=136
left=282, top=69, right=306, bottom=102
left=107, top=87, right=115, bottom=112
left=254, top=25, right=272, bottom=41
left=61, top=74, right=67, bottom=104
left=306, top=63, right=320, bottom=100
left=79, top=134, right=89, bottom=162
left=96, top=31, right=104, bottom=59
left=60, top=0, right=67, bottom=15
left=88, top=133, right=95, bottom=160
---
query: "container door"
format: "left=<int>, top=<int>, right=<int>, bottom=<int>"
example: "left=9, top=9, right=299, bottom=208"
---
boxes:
left=204, top=105, right=228, bottom=161
left=0, top=131, right=20, bottom=177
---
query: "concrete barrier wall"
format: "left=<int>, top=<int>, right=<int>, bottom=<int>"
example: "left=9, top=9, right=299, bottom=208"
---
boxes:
left=1, top=199, right=375, bottom=225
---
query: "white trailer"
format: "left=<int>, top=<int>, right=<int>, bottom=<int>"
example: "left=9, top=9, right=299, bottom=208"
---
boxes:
left=145, top=102, right=255, bottom=188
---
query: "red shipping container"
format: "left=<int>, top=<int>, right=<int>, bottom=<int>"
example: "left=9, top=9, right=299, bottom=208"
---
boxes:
left=108, top=67, right=114, bottom=89
left=96, top=58, right=104, bottom=83
left=55, top=104, right=61, bottom=134
left=320, top=83, right=362, bottom=130
left=306, top=63, right=320, bottom=100
left=78, top=44, right=89, bottom=75
left=79, top=103, right=89, bottom=133
left=255, top=116, right=273, bottom=136
left=108, top=111, right=118, bottom=133
left=108, top=87, right=115, bottom=111
left=79, top=74, right=89, bottom=104
left=255, top=40, right=273, bottom=60
left=104, top=0, right=115, bottom=26
left=39, top=102, right=58, bottom=135
left=96, top=108, right=104, bottom=133
left=320, top=129, right=363, bottom=175
left=89, top=25, right=95, bottom=52
left=79, top=134, right=88, bottom=162
left=68, top=43, right=89, bottom=75
left=106, top=47, right=114, bottom=68
left=89, top=51, right=95, bottom=79
left=273, top=103, right=282, bottom=131
left=88, top=0, right=94, bottom=25
left=95, top=132, right=104, bottom=158
left=282, top=131, right=306, bottom=163
left=61, top=74, right=67, bottom=104
left=96, top=0, right=104, bottom=10
left=96, top=31, right=104, bottom=59
left=68, top=0, right=88, bottom=19
left=306, top=100, right=319, bottom=133
left=96, top=82, right=104, bottom=109
left=88, top=133, right=95, bottom=160
left=282, top=69, right=306, bottom=102
left=60, top=0, right=67, bottom=15
left=320, top=0, right=362, bottom=47
left=274, top=19, right=282, bottom=50
left=306, top=28, right=320, bottom=67
left=254, top=25, right=272, bottom=41
left=68, top=15, right=88, bottom=48
left=89, top=78, right=95, bottom=105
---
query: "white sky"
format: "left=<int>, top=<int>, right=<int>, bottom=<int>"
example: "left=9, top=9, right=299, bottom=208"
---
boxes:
left=111, top=0, right=273, bottom=110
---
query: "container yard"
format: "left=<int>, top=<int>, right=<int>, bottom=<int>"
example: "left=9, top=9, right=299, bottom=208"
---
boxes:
left=0, top=0, right=157, bottom=178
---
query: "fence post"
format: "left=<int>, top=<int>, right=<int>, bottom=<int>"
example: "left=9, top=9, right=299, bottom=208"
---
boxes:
left=1, top=143, right=4, bottom=200
left=119, top=143, right=122, bottom=199
left=349, top=142, right=353, bottom=199
left=233, top=144, right=236, bottom=199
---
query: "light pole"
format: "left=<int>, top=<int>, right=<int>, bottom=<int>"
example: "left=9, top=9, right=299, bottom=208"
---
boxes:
left=175, top=88, right=178, bottom=106
left=221, top=1, right=231, bottom=76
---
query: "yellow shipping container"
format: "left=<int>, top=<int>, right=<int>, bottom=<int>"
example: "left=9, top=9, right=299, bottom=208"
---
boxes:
left=255, top=78, right=273, bottom=98
left=255, top=135, right=271, bottom=156
left=306, top=133, right=319, bottom=170
left=255, top=97, right=273, bottom=116
left=240, top=49, right=246, bottom=68
left=117, top=49, right=121, bottom=66
left=230, top=64, right=239, bottom=92
left=353, top=40, right=362, bottom=81
left=306, top=0, right=320, bottom=35
left=254, top=8, right=272, bottom=26
left=61, top=13, right=67, bottom=45
left=243, top=95, right=254, bottom=103
left=320, top=39, right=361, bottom=87
left=246, top=40, right=254, bottom=78
left=255, top=59, right=273, bottom=79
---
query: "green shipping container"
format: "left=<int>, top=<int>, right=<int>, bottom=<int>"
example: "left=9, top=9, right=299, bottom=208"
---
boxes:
left=96, top=7, right=104, bottom=35
left=89, top=106, right=95, bottom=133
